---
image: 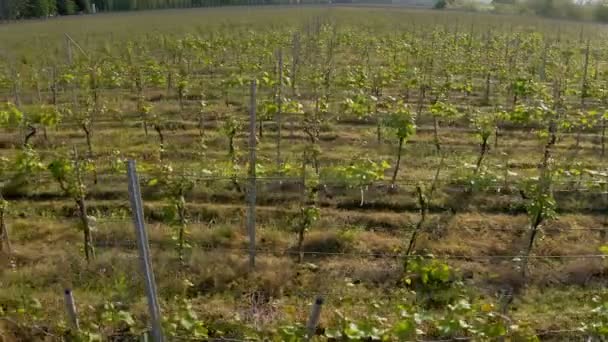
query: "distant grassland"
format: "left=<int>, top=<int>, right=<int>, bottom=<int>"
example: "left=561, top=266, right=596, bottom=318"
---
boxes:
left=1, top=5, right=608, bottom=342
left=0, top=5, right=604, bottom=53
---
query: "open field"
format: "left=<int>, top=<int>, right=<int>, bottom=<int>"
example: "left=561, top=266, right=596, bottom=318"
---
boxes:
left=1, top=5, right=608, bottom=341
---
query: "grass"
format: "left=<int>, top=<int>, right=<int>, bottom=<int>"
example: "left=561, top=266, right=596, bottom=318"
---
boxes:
left=1, top=4, right=608, bottom=341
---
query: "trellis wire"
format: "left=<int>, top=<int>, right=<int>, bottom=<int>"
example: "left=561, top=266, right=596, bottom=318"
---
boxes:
left=92, top=219, right=608, bottom=232
left=9, top=172, right=608, bottom=191
left=143, top=327, right=592, bottom=342
left=87, top=242, right=608, bottom=260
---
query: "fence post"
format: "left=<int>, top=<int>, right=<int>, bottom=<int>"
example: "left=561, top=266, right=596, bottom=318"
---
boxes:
left=248, top=80, right=257, bottom=270
left=306, top=296, right=324, bottom=340
left=63, top=289, right=79, bottom=331
left=0, top=196, right=11, bottom=254
left=66, top=34, right=73, bottom=65
left=127, top=160, right=164, bottom=342
left=276, top=48, right=283, bottom=167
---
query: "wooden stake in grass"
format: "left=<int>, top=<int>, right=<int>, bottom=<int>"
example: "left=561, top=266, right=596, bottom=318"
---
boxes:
left=66, top=34, right=73, bottom=65
left=575, top=39, right=591, bottom=149
left=276, top=48, right=283, bottom=168
left=306, top=296, right=324, bottom=340
left=539, top=40, right=549, bottom=82
left=602, top=115, right=607, bottom=159
left=63, top=289, right=79, bottom=331
left=127, top=160, right=164, bottom=342
left=198, top=98, right=207, bottom=138
left=291, top=32, right=301, bottom=97
left=0, top=194, right=11, bottom=254
left=248, top=80, right=257, bottom=270
left=50, top=66, right=58, bottom=106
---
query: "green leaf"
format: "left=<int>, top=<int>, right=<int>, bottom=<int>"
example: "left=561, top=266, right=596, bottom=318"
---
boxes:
left=118, top=310, right=135, bottom=326
left=180, top=318, right=194, bottom=331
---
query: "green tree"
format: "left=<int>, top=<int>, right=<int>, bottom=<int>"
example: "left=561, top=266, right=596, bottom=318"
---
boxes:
left=75, top=0, right=92, bottom=12
left=57, top=0, right=77, bottom=14
left=2, top=0, right=27, bottom=19
left=595, top=2, right=608, bottom=22
left=24, top=0, right=56, bottom=17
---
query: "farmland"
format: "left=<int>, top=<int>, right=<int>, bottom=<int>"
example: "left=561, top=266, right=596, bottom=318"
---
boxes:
left=1, top=5, right=608, bottom=341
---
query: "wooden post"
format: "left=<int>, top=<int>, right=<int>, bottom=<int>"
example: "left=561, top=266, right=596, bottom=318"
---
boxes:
left=127, top=160, right=164, bottom=342
left=0, top=197, right=11, bottom=254
left=297, top=152, right=307, bottom=264
left=248, top=80, right=257, bottom=270
left=64, top=34, right=89, bottom=60
left=51, top=66, right=58, bottom=106
left=66, top=34, right=73, bottom=65
left=539, top=40, right=548, bottom=82
left=581, top=39, right=590, bottom=109
left=63, top=289, right=79, bottom=331
left=291, top=33, right=300, bottom=97
left=11, top=67, right=20, bottom=108
left=601, top=118, right=606, bottom=158
left=306, top=296, right=324, bottom=340
left=276, top=48, right=283, bottom=167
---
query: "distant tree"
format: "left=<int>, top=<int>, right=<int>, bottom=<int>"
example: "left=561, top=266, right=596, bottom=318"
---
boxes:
left=434, top=0, right=454, bottom=9
left=0, top=0, right=8, bottom=20
left=57, top=0, right=77, bottom=14
left=91, top=0, right=111, bottom=11
left=75, top=0, right=92, bottom=12
left=1, top=0, right=27, bottom=19
left=595, top=2, right=608, bottom=22
left=24, top=0, right=56, bottom=17
left=434, top=0, right=447, bottom=8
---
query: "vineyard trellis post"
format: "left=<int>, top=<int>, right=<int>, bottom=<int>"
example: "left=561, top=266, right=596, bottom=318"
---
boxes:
left=65, top=33, right=89, bottom=60
left=581, top=39, right=590, bottom=110
left=539, top=39, right=549, bottom=82
left=65, top=34, right=73, bottom=65
left=127, top=160, right=164, bottom=342
left=298, top=151, right=307, bottom=263
left=248, top=80, right=258, bottom=270
left=63, top=288, right=79, bottom=331
left=276, top=48, right=283, bottom=167
left=306, top=296, right=324, bottom=340
left=0, top=193, right=11, bottom=254
left=291, top=32, right=300, bottom=97
left=10, top=66, right=20, bottom=108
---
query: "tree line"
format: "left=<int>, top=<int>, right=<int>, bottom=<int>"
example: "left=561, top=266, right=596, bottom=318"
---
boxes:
left=0, top=0, right=305, bottom=20
left=435, top=0, right=608, bottom=23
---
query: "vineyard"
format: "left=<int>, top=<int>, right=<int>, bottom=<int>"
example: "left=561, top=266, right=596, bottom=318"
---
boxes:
left=2, top=5, right=608, bottom=341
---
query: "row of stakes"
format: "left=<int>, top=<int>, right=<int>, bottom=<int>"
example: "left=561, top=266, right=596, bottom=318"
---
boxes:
left=62, top=288, right=325, bottom=341
left=58, top=155, right=322, bottom=342
left=59, top=82, right=320, bottom=341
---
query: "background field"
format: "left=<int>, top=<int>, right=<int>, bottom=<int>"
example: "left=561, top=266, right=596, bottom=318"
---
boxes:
left=1, top=5, right=608, bottom=341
